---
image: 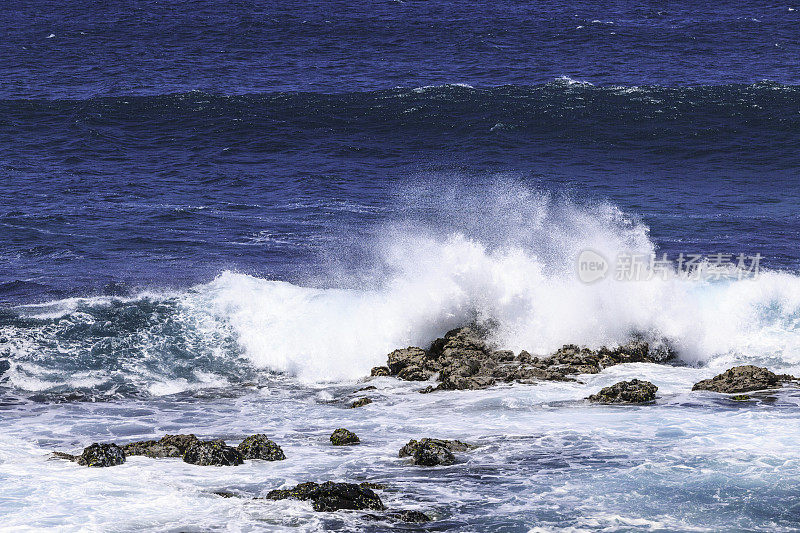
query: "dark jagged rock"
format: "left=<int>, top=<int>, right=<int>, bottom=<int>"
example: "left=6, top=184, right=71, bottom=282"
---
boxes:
left=350, top=397, right=372, bottom=408
left=359, top=481, right=386, bottom=490
left=399, top=438, right=471, bottom=466
left=330, top=428, right=359, bottom=446
left=51, top=451, right=78, bottom=462
left=375, top=326, right=667, bottom=392
left=77, top=443, right=126, bottom=467
left=692, top=365, right=795, bottom=394
left=370, top=366, right=391, bottom=377
left=183, top=440, right=243, bottom=466
left=588, top=379, right=658, bottom=404
left=388, top=510, right=432, bottom=522
left=122, top=440, right=182, bottom=458
left=356, top=385, right=377, bottom=392
left=267, top=481, right=385, bottom=512
left=237, top=434, right=285, bottom=461
left=0, top=359, right=10, bottom=378
left=159, top=434, right=200, bottom=454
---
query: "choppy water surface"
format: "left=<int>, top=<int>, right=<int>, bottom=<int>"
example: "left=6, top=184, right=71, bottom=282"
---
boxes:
left=2, top=0, right=800, bottom=530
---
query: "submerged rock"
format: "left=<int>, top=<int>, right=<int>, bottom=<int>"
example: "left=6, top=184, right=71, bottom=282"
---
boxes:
left=183, top=440, right=243, bottom=466
left=399, top=438, right=471, bottom=466
left=122, top=440, right=182, bottom=458
left=77, top=443, right=126, bottom=467
left=374, top=326, right=667, bottom=392
left=387, top=510, right=432, bottom=522
left=350, top=397, right=372, bottom=408
left=50, top=451, right=78, bottom=462
left=237, top=434, right=285, bottom=461
left=330, top=428, right=360, bottom=446
left=588, top=379, right=658, bottom=404
left=267, top=481, right=385, bottom=512
left=692, top=365, right=794, bottom=394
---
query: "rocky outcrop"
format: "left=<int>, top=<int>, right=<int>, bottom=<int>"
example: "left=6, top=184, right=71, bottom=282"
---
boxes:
left=692, top=365, right=795, bottom=394
left=350, top=397, right=372, bottom=408
left=398, top=438, right=471, bottom=466
left=372, top=326, right=665, bottom=392
left=267, top=482, right=384, bottom=512
left=77, top=443, right=126, bottom=467
left=237, top=434, right=285, bottom=461
left=588, top=379, right=658, bottom=404
left=183, top=440, right=243, bottom=466
left=330, top=428, right=359, bottom=446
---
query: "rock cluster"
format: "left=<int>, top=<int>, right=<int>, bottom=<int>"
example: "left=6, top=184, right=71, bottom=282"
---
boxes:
left=55, top=433, right=285, bottom=467
left=267, top=481, right=385, bottom=512
left=372, top=326, right=664, bottom=391
left=588, top=379, right=658, bottom=404
left=398, top=438, right=472, bottom=466
left=692, top=365, right=795, bottom=394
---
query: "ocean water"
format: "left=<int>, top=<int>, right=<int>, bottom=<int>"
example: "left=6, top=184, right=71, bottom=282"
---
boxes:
left=2, top=1, right=800, bottom=531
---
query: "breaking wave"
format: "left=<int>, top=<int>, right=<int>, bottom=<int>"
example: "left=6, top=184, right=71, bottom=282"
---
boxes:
left=2, top=182, right=800, bottom=395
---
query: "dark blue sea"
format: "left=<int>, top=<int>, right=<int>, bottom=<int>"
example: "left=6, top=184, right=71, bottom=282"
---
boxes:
left=2, top=1, right=800, bottom=531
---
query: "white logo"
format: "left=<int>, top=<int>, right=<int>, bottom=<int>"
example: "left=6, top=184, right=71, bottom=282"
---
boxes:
left=577, top=249, right=608, bottom=283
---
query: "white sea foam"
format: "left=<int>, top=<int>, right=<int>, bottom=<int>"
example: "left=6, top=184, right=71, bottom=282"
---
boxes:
left=174, top=182, right=800, bottom=382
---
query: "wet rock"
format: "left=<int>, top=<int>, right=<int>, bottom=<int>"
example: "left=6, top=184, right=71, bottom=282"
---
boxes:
left=387, top=347, right=427, bottom=374
left=359, top=481, right=386, bottom=490
left=375, top=326, right=667, bottom=392
left=267, top=481, right=385, bottom=512
left=388, top=510, right=432, bottom=522
left=399, top=438, right=470, bottom=466
left=237, top=434, right=285, bottom=461
left=122, top=440, right=182, bottom=458
left=330, top=428, right=359, bottom=446
left=370, top=366, right=390, bottom=377
left=159, top=434, right=200, bottom=454
left=692, top=365, right=794, bottom=394
left=77, top=443, right=126, bottom=467
left=588, top=379, right=658, bottom=404
left=731, top=394, right=752, bottom=401
left=397, top=365, right=433, bottom=381
left=0, top=359, right=10, bottom=378
left=183, top=440, right=243, bottom=466
left=356, top=385, right=377, bottom=392
left=350, top=397, right=372, bottom=408
left=50, top=451, right=78, bottom=462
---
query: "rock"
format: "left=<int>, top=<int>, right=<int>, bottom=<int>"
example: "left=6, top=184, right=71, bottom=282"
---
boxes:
left=387, top=347, right=427, bottom=374
left=356, top=385, right=377, bottom=392
left=183, top=440, right=243, bottom=466
left=267, top=481, right=385, bottom=512
left=0, top=359, right=10, bottom=378
left=397, top=365, right=433, bottom=381
left=122, top=440, right=182, bottom=458
left=731, top=394, right=752, bottom=401
left=350, top=397, right=372, bottom=408
left=588, top=379, right=658, bottom=404
left=359, top=481, right=386, bottom=490
left=159, top=434, right=200, bottom=454
left=375, top=325, right=668, bottom=392
left=237, top=434, right=285, bottom=461
left=692, top=365, right=794, bottom=394
left=330, top=428, right=359, bottom=446
left=388, top=510, right=432, bottom=522
left=370, top=366, right=391, bottom=377
left=50, top=451, right=78, bottom=462
left=76, top=443, right=126, bottom=467
left=399, top=438, right=470, bottom=466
